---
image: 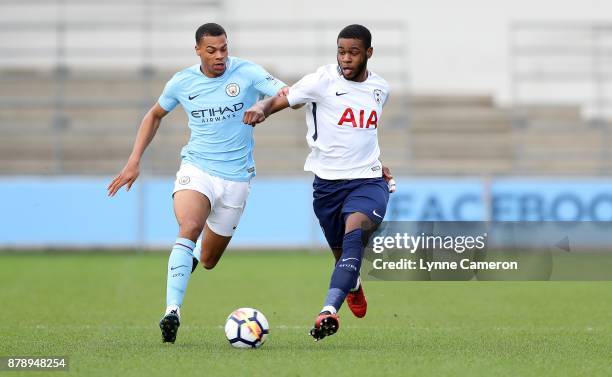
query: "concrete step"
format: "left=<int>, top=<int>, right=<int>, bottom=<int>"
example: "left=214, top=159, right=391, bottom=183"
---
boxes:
left=513, top=105, right=584, bottom=124
left=513, top=158, right=608, bottom=175
left=409, top=94, right=494, bottom=108
left=407, top=158, right=513, bottom=175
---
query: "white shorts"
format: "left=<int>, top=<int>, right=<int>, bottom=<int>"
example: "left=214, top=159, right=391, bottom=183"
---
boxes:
left=172, top=163, right=250, bottom=237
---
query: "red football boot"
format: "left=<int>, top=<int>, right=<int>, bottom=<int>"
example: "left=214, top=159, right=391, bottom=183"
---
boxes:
left=309, top=312, right=340, bottom=341
left=346, top=285, right=367, bottom=318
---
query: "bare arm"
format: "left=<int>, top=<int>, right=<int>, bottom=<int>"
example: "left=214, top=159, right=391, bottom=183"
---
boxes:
left=242, top=95, right=293, bottom=126
left=107, top=103, right=169, bottom=196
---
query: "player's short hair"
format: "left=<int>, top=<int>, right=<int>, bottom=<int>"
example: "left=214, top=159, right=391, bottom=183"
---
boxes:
left=337, top=24, right=372, bottom=49
left=195, top=23, right=227, bottom=43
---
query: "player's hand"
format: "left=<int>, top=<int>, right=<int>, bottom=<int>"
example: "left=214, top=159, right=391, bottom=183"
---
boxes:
left=243, top=106, right=266, bottom=127
left=277, top=86, right=290, bottom=97
left=277, top=86, right=304, bottom=109
left=382, top=165, right=393, bottom=182
left=107, top=160, right=140, bottom=197
left=382, top=165, right=396, bottom=193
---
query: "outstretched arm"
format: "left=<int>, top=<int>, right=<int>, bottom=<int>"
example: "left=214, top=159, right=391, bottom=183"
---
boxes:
left=107, top=103, right=168, bottom=196
left=242, top=95, right=292, bottom=126
left=246, top=71, right=319, bottom=126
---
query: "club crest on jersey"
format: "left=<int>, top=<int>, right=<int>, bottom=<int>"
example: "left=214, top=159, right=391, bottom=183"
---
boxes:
left=226, top=83, right=240, bottom=97
left=373, top=89, right=383, bottom=104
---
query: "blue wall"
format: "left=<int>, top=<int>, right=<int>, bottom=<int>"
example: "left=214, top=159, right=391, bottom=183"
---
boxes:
left=389, top=178, right=612, bottom=222
left=1, top=176, right=612, bottom=248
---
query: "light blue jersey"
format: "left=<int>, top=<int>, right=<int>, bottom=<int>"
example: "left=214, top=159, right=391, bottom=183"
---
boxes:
left=158, top=57, right=286, bottom=181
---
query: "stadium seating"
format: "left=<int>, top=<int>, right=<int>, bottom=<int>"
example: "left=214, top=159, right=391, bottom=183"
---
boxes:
left=0, top=70, right=605, bottom=176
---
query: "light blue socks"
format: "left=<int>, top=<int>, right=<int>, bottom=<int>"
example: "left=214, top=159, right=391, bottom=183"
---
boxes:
left=166, top=238, right=196, bottom=307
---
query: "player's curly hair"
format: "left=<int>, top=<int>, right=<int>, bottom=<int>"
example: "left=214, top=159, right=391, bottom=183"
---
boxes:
left=195, top=23, right=226, bottom=43
left=337, top=24, right=372, bottom=49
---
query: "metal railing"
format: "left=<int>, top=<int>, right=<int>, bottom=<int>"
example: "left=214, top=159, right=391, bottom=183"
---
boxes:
left=509, top=21, right=612, bottom=174
left=510, top=21, right=612, bottom=118
left=0, top=0, right=410, bottom=175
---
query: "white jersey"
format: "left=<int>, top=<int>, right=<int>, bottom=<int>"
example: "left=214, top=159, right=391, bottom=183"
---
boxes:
left=286, top=64, right=390, bottom=180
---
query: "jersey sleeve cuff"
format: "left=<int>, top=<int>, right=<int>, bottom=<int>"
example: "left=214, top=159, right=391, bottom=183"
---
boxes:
left=158, top=98, right=175, bottom=112
left=286, top=93, right=301, bottom=107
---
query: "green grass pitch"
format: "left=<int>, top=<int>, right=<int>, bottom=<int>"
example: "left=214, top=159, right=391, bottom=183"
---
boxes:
left=1, top=252, right=611, bottom=376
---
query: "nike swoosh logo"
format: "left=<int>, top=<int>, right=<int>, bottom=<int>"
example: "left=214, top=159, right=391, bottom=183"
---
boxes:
left=341, top=258, right=359, bottom=262
left=188, top=94, right=200, bottom=100
left=373, top=210, right=383, bottom=219
left=170, top=265, right=189, bottom=270
left=335, top=91, right=348, bottom=96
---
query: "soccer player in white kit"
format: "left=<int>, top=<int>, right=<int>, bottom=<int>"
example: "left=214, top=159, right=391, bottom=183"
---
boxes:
left=244, top=24, right=395, bottom=341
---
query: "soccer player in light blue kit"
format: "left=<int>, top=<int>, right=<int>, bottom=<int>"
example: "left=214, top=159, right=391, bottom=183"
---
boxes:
left=107, top=23, right=287, bottom=343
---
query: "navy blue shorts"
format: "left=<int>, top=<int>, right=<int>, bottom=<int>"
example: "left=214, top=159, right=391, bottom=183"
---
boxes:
left=313, top=175, right=390, bottom=249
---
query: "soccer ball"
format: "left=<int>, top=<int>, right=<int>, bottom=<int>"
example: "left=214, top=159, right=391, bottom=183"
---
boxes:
left=224, top=308, right=269, bottom=348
